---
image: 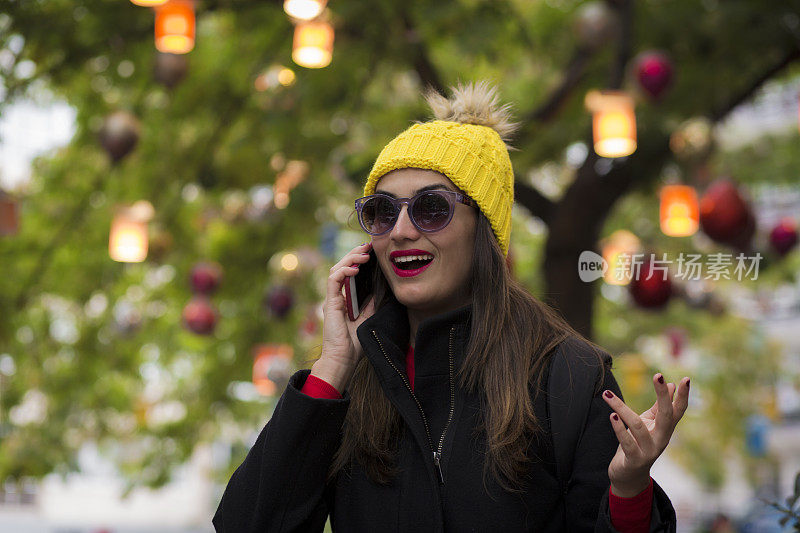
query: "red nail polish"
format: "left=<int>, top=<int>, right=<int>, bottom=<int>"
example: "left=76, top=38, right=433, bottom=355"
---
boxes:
left=612, top=413, right=619, bottom=421
left=604, top=390, right=613, bottom=399
left=657, top=375, right=664, bottom=384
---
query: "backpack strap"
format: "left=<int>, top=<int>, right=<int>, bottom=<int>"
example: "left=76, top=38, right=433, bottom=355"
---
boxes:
left=547, top=340, right=611, bottom=505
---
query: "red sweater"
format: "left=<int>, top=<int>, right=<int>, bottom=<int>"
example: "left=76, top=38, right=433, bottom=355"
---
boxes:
left=301, top=344, right=653, bottom=532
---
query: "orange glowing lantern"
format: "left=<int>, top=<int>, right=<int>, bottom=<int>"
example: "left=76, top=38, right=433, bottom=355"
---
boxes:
left=585, top=90, right=637, bottom=158
left=0, top=190, right=20, bottom=236
left=109, top=201, right=154, bottom=263
left=660, top=185, right=699, bottom=237
left=155, top=0, right=195, bottom=54
left=130, top=0, right=168, bottom=6
left=252, top=344, right=294, bottom=396
left=284, top=0, right=327, bottom=21
left=601, top=229, right=641, bottom=285
left=292, top=21, right=334, bottom=68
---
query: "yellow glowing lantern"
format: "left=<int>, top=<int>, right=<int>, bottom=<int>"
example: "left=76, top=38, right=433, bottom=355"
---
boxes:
left=601, top=229, right=641, bottom=285
left=252, top=344, right=293, bottom=396
left=273, top=160, right=309, bottom=209
left=585, top=90, right=637, bottom=158
left=281, top=253, right=299, bottom=271
left=614, top=353, right=647, bottom=397
left=284, top=0, right=327, bottom=21
left=130, top=0, right=168, bottom=6
left=660, top=185, right=699, bottom=237
left=155, top=0, right=195, bottom=54
left=292, top=21, right=334, bottom=68
left=254, top=65, right=296, bottom=92
left=109, top=201, right=154, bottom=263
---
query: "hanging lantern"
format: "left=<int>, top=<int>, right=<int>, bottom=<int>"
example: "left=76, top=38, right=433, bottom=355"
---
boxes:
left=130, top=0, right=168, bottom=5
left=769, top=218, right=798, bottom=256
left=614, top=353, right=647, bottom=397
left=601, top=229, right=641, bottom=285
left=292, top=20, right=334, bottom=68
left=633, top=50, right=674, bottom=101
left=585, top=90, right=637, bottom=158
left=283, top=0, right=327, bottom=21
left=155, top=0, right=195, bottom=55
left=109, top=201, right=153, bottom=263
left=182, top=295, right=217, bottom=335
left=660, top=185, right=699, bottom=237
left=0, top=191, right=20, bottom=237
left=252, top=344, right=293, bottom=396
left=98, top=110, right=141, bottom=163
left=699, top=179, right=755, bottom=249
left=273, top=160, right=309, bottom=209
left=254, top=65, right=296, bottom=92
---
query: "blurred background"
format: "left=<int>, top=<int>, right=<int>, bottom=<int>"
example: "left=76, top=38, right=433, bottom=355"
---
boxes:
left=1, top=0, right=800, bottom=531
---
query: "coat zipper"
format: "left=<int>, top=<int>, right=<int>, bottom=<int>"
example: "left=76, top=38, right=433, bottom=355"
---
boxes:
left=371, top=327, right=456, bottom=485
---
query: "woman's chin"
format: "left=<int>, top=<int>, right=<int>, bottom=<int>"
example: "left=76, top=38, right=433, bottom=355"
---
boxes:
left=393, top=288, right=435, bottom=310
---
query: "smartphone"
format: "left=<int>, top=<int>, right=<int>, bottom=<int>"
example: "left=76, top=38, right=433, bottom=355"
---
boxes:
left=344, top=248, right=376, bottom=321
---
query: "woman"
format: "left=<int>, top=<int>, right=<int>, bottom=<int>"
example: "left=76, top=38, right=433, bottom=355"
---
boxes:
left=213, top=81, right=690, bottom=532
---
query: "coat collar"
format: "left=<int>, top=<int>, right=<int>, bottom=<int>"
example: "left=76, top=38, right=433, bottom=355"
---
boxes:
left=357, top=291, right=473, bottom=377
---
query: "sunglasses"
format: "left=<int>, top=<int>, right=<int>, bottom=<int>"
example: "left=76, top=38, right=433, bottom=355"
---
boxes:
left=354, top=190, right=477, bottom=236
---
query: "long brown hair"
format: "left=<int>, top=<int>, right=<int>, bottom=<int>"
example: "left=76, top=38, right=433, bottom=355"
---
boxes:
left=323, top=210, right=608, bottom=494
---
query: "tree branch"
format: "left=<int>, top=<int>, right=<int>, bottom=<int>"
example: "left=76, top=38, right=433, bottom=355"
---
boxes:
left=607, top=0, right=633, bottom=90
left=398, top=5, right=446, bottom=96
left=522, top=47, right=595, bottom=123
left=710, top=47, right=800, bottom=122
left=514, top=179, right=555, bottom=225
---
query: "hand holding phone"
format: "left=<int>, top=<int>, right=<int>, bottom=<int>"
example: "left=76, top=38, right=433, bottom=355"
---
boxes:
left=314, top=242, right=377, bottom=394
left=344, top=248, right=376, bottom=321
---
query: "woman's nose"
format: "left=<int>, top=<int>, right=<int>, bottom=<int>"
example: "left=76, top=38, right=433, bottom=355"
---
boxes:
left=390, top=204, right=420, bottom=239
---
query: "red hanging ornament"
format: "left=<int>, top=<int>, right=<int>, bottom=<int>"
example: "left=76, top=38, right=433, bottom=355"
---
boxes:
left=629, top=256, right=672, bottom=309
left=153, top=52, right=189, bottom=89
left=190, top=261, right=223, bottom=295
left=182, top=296, right=217, bottom=335
left=663, top=326, right=687, bottom=359
left=98, top=110, right=141, bottom=163
left=0, top=190, right=20, bottom=236
left=573, top=1, right=617, bottom=50
left=264, top=285, right=294, bottom=320
left=699, top=179, right=754, bottom=249
left=634, top=51, right=674, bottom=101
left=769, top=218, right=798, bottom=256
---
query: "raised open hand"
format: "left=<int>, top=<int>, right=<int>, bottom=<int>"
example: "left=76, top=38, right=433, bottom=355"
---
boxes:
left=601, top=373, right=691, bottom=497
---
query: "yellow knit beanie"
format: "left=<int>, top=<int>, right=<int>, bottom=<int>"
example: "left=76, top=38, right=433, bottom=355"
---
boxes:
left=362, top=81, right=518, bottom=256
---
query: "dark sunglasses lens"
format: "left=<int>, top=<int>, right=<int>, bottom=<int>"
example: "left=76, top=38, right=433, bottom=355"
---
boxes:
left=361, top=196, right=397, bottom=234
left=412, top=192, right=451, bottom=231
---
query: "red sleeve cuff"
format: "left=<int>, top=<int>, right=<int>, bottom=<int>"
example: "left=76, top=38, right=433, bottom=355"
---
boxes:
left=300, top=373, right=343, bottom=399
left=609, top=477, right=654, bottom=533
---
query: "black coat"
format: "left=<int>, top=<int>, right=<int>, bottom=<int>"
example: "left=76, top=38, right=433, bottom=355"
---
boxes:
left=213, top=294, right=678, bottom=532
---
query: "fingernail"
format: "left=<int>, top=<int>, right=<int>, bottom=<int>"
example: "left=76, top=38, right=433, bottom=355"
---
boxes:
left=612, top=413, right=619, bottom=421
left=657, top=375, right=664, bottom=384
left=604, top=390, right=613, bottom=399
left=686, top=378, right=690, bottom=389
